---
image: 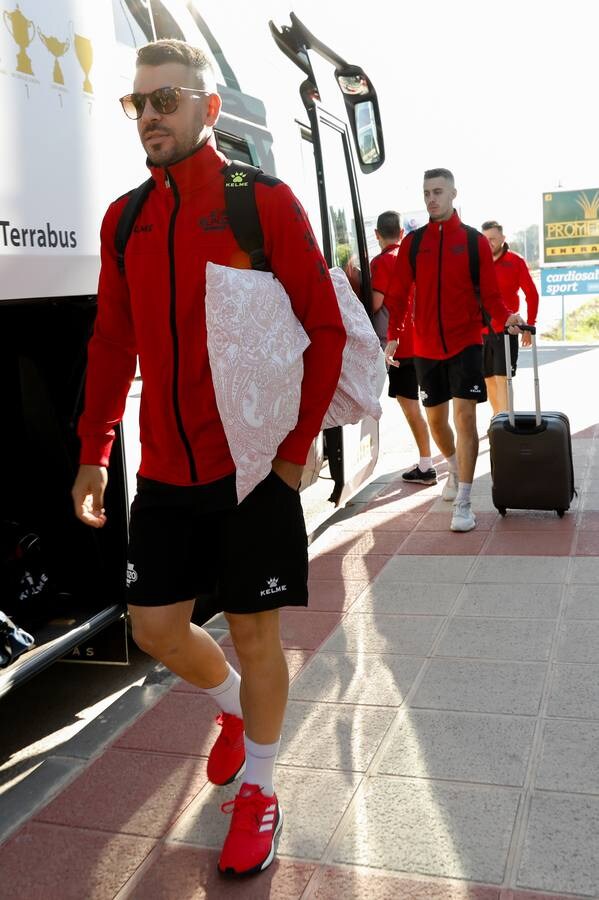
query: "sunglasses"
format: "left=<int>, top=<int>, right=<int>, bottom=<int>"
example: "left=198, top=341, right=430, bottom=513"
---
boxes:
left=119, top=86, right=211, bottom=120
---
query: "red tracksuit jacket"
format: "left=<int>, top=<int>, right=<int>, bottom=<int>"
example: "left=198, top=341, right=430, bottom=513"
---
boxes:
left=488, top=244, right=539, bottom=332
left=78, top=139, right=346, bottom=485
left=386, top=212, right=509, bottom=360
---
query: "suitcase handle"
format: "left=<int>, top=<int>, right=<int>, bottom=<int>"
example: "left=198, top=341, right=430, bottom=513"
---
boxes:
left=503, top=324, right=541, bottom=428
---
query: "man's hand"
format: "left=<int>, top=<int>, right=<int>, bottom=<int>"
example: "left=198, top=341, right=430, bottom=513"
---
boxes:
left=72, top=465, right=108, bottom=528
left=384, top=339, right=400, bottom=367
left=271, top=457, right=303, bottom=490
left=521, top=329, right=532, bottom=347
left=505, top=313, right=525, bottom=335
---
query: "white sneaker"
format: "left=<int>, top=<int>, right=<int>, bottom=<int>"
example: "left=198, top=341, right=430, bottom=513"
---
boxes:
left=450, top=500, right=476, bottom=532
left=442, top=472, right=458, bottom=501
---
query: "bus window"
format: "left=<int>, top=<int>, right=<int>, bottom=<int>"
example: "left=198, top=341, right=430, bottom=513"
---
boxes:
left=318, top=121, right=361, bottom=297
left=215, top=132, right=256, bottom=166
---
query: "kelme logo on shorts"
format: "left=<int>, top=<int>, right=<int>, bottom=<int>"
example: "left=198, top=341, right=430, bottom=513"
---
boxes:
left=126, top=562, right=138, bottom=586
left=419, top=389, right=428, bottom=401
left=470, top=384, right=482, bottom=393
left=260, top=576, right=287, bottom=597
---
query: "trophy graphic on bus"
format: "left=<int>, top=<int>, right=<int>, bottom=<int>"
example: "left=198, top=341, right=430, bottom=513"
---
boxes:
left=3, top=3, right=36, bottom=75
left=71, top=23, right=93, bottom=94
left=37, top=26, right=69, bottom=85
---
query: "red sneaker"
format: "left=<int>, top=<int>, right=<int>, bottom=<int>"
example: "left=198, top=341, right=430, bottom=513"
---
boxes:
left=218, top=783, right=283, bottom=876
left=206, top=713, right=245, bottom=786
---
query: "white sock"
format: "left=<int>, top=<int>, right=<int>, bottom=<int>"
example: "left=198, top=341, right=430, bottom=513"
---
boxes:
left=456, top=482, right=472, bottom=503
left=244, top=736, right=280, bottom=796
left=419, top=456, right=433, bottom=471
left=201, top=664, right=242, bottom=717
left=446, top=454, right=458, bottom=474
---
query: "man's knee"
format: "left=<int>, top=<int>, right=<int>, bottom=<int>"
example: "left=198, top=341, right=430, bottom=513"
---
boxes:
left=453, top=399, right=477, bottom=429
left=226, top=610, right=280, bottom=662
left=129, top=606, right=189, bottom=659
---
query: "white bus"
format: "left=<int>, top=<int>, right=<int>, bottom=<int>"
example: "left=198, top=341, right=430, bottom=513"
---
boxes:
left=0, top=0, right=385, bottom=692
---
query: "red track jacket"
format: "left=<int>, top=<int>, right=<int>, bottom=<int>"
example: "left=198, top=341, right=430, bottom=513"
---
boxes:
left=370, top=242, right=415, bottom=357
left=78, top=139, right=346, bottom=485
left=488, top=244, right=539, bottom=332
left=386, top=212, right=509, bottom=360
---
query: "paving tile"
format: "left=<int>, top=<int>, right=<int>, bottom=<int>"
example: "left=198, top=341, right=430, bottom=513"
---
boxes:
left=334, top=510, right=426, bottom=532
left=309, top=866, right=500, bottom=899
left=579, top=511, right=599, bottom=531
left=536, top=720, right=599, bottom=793
left=279, top=700, right=396, bottom=772
left=306, top=579, right=368, bottom=612
left=334, top=776, right=520, bottom=884
left=397, top=531, right=488, bottom=556
left=435, top=618, right=555, bottom=662
left=319, top=614, right=444, bottom=655
left=376, top=555, right=477, bottom=584
left=288, top=652, right=423, bottom=706
left=114, top=692, right=217, bottom=756
left=411, top=659, right=547, bottom=715
left=564, top=584, right=599, bottom=619
left=127, top=844, right=315, bottom=899
left=510, top=891, right=589, bottom=900
left=456, top=584, right=562, bottom=619
left=377, top=709, right=535, bottom=786
left=311, top=528, right=407, bottom=557
left=580, top=492, right=599, bottom=510
left=555, top=621, right=599, bottom=663
left=547, top=664, right=599, bottom=719
left=571, top=557, right=599, bottom=583
left=353, top=582, right=461, bottom=615
left=466, top=556, right=568, bottom=584
left=517, top=792, right=599, bottom=897
left=226, top=610, right=341, bottom=651
left=0, top=822, right=154, bottom=900
left=574, top=531, right=599, bottom=555
left=308, top=553, right=390, bottom=581
left=34, top=749, right=207, bottom=837
left=482, top=532, right=573, bottom=556
left=170, top=767, right=361, bottom=860
left=492, top=511, right=576, bottom=532
left=368, top=492, right=436, bottom=515
left=416, top=511, right=498, bottom=532
left=470, top=495, right=501, bottom=513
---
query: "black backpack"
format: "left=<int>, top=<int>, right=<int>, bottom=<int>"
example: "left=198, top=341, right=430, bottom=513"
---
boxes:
left=408, top=223, right=495, bottom=334
left=114, top=161, right=270, bottom=275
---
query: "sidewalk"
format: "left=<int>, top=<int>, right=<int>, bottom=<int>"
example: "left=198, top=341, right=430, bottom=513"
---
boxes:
left=1, top=348, right=598, bottom=899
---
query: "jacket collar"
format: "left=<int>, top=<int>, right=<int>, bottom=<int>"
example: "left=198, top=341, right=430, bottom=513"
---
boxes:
left=148, top=135, right=228, bottom=196
left=380, top=242, right=400, bottom=254
left=426, top=210, right=462, bottom=233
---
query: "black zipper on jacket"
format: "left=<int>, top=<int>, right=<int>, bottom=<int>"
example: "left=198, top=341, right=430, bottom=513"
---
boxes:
left=437, top=224, right=448, bottom=355
left=166, top=169, right=198, bottom=483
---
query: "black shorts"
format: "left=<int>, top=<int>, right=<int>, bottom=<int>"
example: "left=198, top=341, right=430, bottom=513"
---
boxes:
left=483, top=332, right=518, bottom=377
left=414, top=344, right=487, bottom=407
left=126, top=472, right=308, bottom=613
left=388, top=358, right=419, bottom=400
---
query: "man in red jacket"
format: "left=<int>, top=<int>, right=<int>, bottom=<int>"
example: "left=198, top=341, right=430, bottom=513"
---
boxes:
left=384, top=169, right=523, bottom=532
left=71, top=40, right=345, bottom=877
left=371, top=210, right=436, bottom=485
left=481, top=220, right=539, bottom=415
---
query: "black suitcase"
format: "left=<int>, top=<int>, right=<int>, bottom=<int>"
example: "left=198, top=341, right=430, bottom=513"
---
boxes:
left=489, top=326, right=574, bottom=517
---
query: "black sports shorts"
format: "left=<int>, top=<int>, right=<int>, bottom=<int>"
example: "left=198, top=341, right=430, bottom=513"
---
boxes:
left=388, top=358, right=419, bottom=400
left=483, top=332, right=518, bottom=377
left=126, top=472, right=308, bottom=613
left=414, top=344, right=487, bottom=407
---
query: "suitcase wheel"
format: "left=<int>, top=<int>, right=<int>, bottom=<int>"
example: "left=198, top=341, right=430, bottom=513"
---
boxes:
left=556, top=509, right=565, bottom=518
left=497, top=507, right=507, bottom=517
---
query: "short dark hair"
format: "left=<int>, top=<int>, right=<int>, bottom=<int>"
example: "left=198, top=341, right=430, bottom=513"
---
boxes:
left=136, top=39, right=215, bottom=90
left=423, top=168, right=455, bottom=186
left=481, top=220, right=503, bottom=233
left=376, top=210, right=401, bottom=239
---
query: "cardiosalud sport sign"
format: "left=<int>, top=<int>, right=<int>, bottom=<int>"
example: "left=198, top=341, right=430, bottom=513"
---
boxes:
left=541, top=265, right=599, bottom=296
left=543, top=189, right=599, bottom=263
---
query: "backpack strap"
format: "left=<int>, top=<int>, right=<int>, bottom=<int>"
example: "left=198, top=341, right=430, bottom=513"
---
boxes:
left=463, top=224, right=495, bottom=335
left=114, top=178, right=155, bottom=275
left=407, top=225, right=427, bottom=279
left=223, top=162, right=270, bottom=272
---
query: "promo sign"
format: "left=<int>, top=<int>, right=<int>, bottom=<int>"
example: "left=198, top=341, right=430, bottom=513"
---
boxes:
left=541, top=265, right=599, bottom=296
left=543, top=189, right=599, bottom=264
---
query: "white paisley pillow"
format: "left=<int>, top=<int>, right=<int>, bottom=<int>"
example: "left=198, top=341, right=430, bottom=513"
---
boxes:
left=205, top=262, right=310, bottom=502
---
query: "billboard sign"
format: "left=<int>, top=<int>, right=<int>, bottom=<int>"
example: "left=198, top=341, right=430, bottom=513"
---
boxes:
left=541, top=264, right=599, bottom=296
left=543, top=189, right=599, bottom=264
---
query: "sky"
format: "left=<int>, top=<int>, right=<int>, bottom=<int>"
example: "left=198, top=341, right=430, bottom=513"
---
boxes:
left=225, top=0, right=599, bottom=240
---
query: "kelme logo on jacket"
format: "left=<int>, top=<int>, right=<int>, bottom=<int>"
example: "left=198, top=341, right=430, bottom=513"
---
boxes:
left=226, top=171, right=249, bottom=188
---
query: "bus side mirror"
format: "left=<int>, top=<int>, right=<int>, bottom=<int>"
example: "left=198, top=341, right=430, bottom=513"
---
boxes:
left=335, top=68, right=384, bottom=173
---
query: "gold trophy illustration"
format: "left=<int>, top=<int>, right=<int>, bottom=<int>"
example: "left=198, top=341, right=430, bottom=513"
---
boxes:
left=37, top=27, right=69, bottom=85
left=71, top=24, right=93, bottom=94
left=3, top=4, right=36, bottom=76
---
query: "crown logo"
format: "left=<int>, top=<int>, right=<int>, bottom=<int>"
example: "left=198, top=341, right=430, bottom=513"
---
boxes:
left=576, top=191, right=599, bottom=220
left=267, top=577, right=279, bottom=589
